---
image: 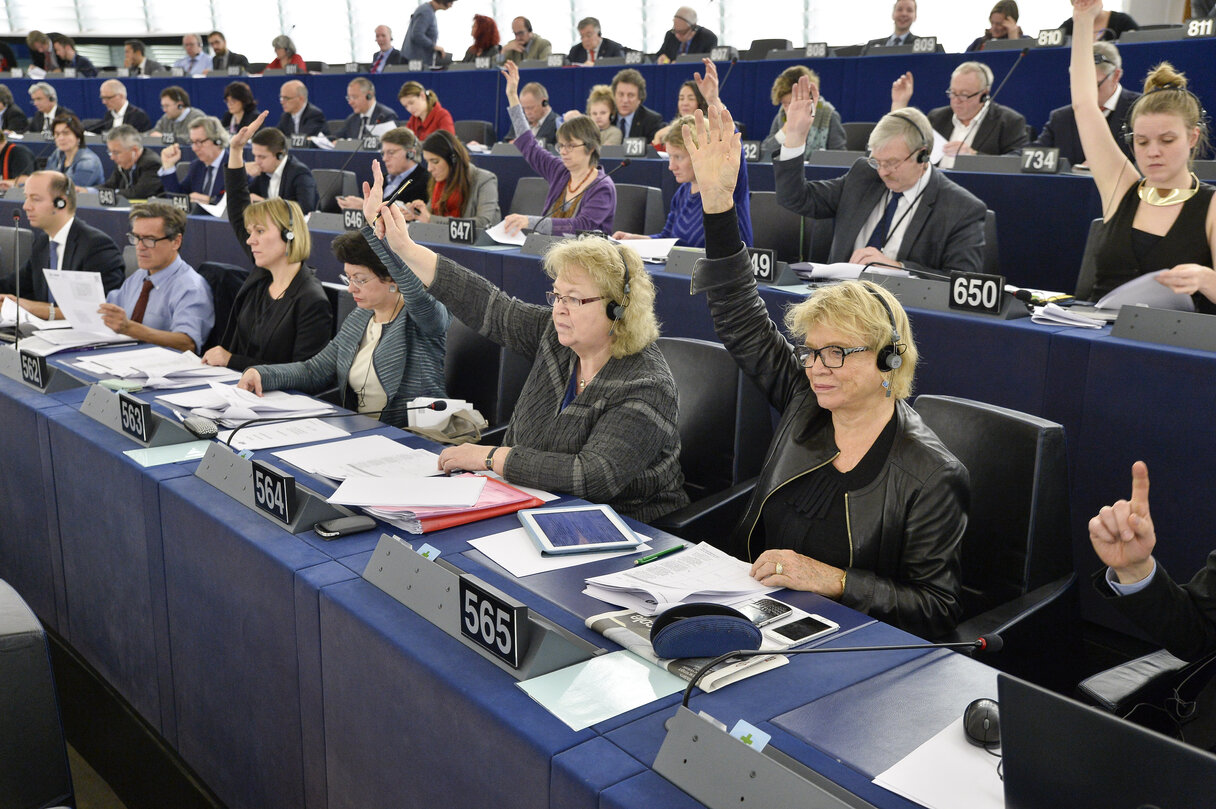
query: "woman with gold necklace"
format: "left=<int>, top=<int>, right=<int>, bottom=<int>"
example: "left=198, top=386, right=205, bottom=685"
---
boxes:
left=1071, top=0, right=1216, bottom=311
left=499, top=61, right=617, bottom=236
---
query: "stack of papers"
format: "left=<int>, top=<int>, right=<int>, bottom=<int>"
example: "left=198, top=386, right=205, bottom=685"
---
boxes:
left=584, top=542, right=776, bottom=615
left=338, top=473, right=542, bottom=535
left=1030, top=302, right=1106, bottom=329
left=273, top=434, right=441, bottom=481
left=72, top=347, right=240, bottom=388
left=617, top=237, right=679, bottom=263
left=157, top=382, right=336, bottom=426
left=216, top=419, right=350, bottom=451
left=13, top=329, right=137, bottom=355
left=791, top=262, right=910, bottom=281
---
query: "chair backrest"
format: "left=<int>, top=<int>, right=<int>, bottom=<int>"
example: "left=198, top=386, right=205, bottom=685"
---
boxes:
left=196, top=261, right=250, bottom=351
left=807, top=216, right=834, bottom=263
left=321, top=281, right=355, bottom=337
left=743, top=38, right=791, bottom=60
left=444, top=319, right=505, bottom=425
left=0, top=226, right=33, bottom=281
left=842, top=121, right=877, bottom=152
left=982, top=208, right=999, bottom=275
left=324, top=119, right=346, bottom=139
left=509, top=176, right=550, bottom=216
left=657, top=337, right=774, bottom=502
left=454, top=119, right=496, bottom=146
left=175, top=162, right=190, bottom=182
left=313, top=169, right=357, bottom=213
left=1073, top=218, right=1104, bottom=300
left=304, top=61, right=327, bottom=72
left=749, top=190, right=806, bottom=263
left=614, top=183, right=662, bottom=235
left=913, top=395, right=1073, bottom=621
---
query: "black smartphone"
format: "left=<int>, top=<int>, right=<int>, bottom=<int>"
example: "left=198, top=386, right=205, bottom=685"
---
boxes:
left=314, top=515, right=377, bottom=539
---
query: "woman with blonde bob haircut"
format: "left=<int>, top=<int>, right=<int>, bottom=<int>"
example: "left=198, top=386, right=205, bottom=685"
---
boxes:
left=202, top=111, right=331, bottom=370
left=360, top=160, right=688, bottom=522
left=681, top=103, right=968, bottom=638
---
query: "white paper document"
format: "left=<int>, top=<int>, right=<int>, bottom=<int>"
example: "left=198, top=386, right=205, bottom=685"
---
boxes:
left=584, top=542, right=776, bottom=614
left=791, top=262, right=911, bottom=281
left=13, top=329, right=137, bottom=355
left=157, top=382, right=336, bottom=426
left=1094, top=269, right=1195, bottom=312
left=1030, top=302, right=1105, bottom=329
left=486, top=220, right=527, bottom=246
left=0, top=298, right=71, bottom=330
left=273, top=434, right=442, bottom=480
left=217, top=418, right=349, bottom=451
left=196, top=194, right=228, bottom=218
left=41, top=269, right=113, bottom=335
left=617, top=237, right=679, bottom=263
left=327, top=475, right=487, bottom=508
left=71, top=347, right=239, bottom=387
left=873, top=717, right=1004, bottom=809
left=468, top=527, right=652, bottom=578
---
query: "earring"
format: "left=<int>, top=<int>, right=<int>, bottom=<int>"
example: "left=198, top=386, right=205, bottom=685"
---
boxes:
left=882, top=378, right=891, bottom=398
left=389, top=285, right=397, bottom=292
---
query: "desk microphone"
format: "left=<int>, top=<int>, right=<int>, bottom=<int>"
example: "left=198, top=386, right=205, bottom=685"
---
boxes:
left=862, top=259, right=950, bottom=282
left=529, top=158, right=631, bottom=236
left=222, top=399, right=447, bottom=447
left=10, top=210, right=35, bottom=344
left=680, top=633, right=1004, bottom=707
left=958, top=48, right=1029, bottom=157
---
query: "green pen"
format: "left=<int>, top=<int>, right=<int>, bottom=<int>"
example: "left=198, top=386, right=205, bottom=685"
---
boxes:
left=633, top=544, right=687, bottom=565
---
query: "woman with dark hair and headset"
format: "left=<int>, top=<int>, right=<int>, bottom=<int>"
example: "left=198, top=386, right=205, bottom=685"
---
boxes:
left=400, top=129, right=500, bottom=228
left=1070, top=0, right=1215, bottom=310
left=363, top=161, right=688, bottom=522
left=681, top=104, right=969, bottom=639
left=200, top=111, right=331, bottom=370
left=499, top=60, right=616, bottom=236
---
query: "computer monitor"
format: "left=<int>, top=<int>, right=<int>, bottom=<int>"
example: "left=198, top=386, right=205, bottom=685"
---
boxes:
left=1000, top=673, right=1216, bottom=809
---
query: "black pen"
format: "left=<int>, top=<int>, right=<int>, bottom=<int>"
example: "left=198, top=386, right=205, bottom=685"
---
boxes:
left=634, top=544, right=687, bottom=566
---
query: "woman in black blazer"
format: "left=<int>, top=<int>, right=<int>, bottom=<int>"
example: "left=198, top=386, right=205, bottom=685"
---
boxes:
left=201, top=111, right=331, bottom=371
left=220, top=81, right=260, bottom=135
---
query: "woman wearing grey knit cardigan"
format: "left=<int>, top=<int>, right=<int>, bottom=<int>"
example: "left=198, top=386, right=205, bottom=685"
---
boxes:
left=237, top=230, right=449, bottom=427
left=364, top=162, right=688, bottom=523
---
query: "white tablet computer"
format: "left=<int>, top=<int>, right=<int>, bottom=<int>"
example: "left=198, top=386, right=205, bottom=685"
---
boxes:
left=518, top=504, right=643, bottom=555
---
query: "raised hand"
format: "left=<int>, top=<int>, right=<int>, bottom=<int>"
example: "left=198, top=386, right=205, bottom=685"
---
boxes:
left=1089, top=461, right=1158, bottom=583
left=683, top=104, right=741, bottom=214
left=503, top=61, right=521, bottom=105
left=229, top=110, right=269, bottom=151
left=693, top=57, right=720, bottom=107
left=891, top=71, right=914, bottom=110
left=362, top=159, right=386, bottom=223
left=781, top=74, right=819, bottom=148
left=1073, top=0, right=1103, bottom=24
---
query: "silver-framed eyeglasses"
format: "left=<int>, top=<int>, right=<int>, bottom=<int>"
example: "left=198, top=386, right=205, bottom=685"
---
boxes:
left=796, top=345, right=871, bottom=368
left=556, top=142, right=586, bottom=153
left=340, top=274, right=374, bottom=288
left=127, top=232, right=173, bottom=248
left=546, top=291, right=604, bottom=308
left=865, top=151, right=916, bottom=172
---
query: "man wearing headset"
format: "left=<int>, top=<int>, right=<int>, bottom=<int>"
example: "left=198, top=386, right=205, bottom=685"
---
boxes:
left=892, top=62, right=1028, bottom=169
left=500, top=17, right=551, bottom=64
left=244, top=127, right=319, bottom=213
left=513, top=81, right=560, bottom=144
left=775, top=76, right=986, bottom=275
left=158, top=116, right=229, bottom=205
left=99, top=202, right=214, bottom=352
left=149, top=86, right=204, bottom=144
left=0, top=171, right=125, bottom=319
left=654, top=7, right=718, bottom=64
left=338, top=78, right=398, bottom=140
left=1034, top=41, right=1139, bottom=166
left=337, top=127, right=427, bottom=211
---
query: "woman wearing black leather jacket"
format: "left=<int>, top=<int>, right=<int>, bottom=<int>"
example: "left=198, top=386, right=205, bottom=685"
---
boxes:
left=683, top=105, right=969, bottom=639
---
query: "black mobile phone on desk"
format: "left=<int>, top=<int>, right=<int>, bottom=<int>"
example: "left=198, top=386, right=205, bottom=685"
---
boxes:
left=314, top=515, right=377, bottom=539
left=736, top=597, right=793, bottom=627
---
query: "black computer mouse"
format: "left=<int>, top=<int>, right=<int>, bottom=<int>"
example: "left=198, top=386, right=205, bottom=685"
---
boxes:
left=963, top=698, right=1001, bottom=747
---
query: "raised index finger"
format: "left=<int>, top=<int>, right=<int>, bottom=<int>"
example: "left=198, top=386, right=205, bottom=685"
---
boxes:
left=1130, top=461, right=1150, bottom=517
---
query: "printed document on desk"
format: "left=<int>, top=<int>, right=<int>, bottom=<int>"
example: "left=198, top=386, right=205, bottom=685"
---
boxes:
left=157, top=382, right=336, bottom=425
left=618, top=237, right=678, bottom=263
left=584, top=542, right=776, bottom=615
left=71, top=347, right=239, bottom=388
left=273, top=434, right=441, bottom=480
left=327, top=475, right=487, bottom=508
left=216, top=418, right=349, bottom=450
left=468, top=526, right=652, bottom=578
left=0, top=297, right=71, bottom=330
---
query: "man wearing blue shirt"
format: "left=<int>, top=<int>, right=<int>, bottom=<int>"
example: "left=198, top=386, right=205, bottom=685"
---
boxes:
left=99, top=202, right=214, bottom=352
left=173, top=34, right=213, bottom=76
left=158, top=117, right=229, bottom=204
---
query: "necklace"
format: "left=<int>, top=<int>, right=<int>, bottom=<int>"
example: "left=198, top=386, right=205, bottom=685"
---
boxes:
left=566, top=169, right=593, bottom=197
left=1138, top=172, right=1201, bottom=207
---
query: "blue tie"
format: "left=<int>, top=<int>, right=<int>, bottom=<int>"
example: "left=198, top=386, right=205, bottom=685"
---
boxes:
left=866, top=192, right=902, bottom=250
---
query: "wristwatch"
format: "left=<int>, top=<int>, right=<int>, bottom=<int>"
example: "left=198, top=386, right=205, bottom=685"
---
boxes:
left=485, top=446, right=500, bottom=471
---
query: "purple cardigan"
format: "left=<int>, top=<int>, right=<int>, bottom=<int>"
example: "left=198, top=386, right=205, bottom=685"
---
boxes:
left=515, top=128, right=617, bottom=234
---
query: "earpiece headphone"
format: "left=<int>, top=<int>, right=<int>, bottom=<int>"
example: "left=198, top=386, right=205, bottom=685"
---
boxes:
left=365, top=91, right=373, bottom=101
left=52, top=196, right=66, bottom=210
left=866, top=285, right=904, bottom=372
left=607, top=246, right=631, bottom=321
left=281, top=203, right=296, bottom=243
left=1120, top=83, right=1209, bottom=147
left=890, top=109, right=931, bottom=163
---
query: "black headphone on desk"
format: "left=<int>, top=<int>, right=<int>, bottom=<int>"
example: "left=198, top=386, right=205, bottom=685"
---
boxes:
left=607, top=246, right=631, bottom=321
left=866, top=284, right=904, bottom=371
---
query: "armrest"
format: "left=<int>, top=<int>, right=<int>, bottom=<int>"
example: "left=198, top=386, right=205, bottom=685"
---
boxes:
left=940, top=572, right=1076, bottom=644
left=650, top=478, right=757, bottom=548
left=1077, top=648, right=1192, bottom=713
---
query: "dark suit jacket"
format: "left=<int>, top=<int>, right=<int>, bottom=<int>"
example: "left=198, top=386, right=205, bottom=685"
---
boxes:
left=866, top=32, right=922, bottom=48
left=103, top=148, right=163, bottom=199
left=130, top=58, right=165, bottom=76
left=221, top=108, right=260, bottom=134
left=63, top=54, right=97, bottom=77
left=221, top=166, right=332, bottom=371
left=1034, top=88, right=1140, bottom=165
left=655, top=27, right=718, bottom=60
left=774, top=156, right=986, bottom=274
left=928, top=102, right=1028, bottom=156
left=248, top=155, right=319, bottom=212
left=29, top=105, right=76, bottom=134
left=567, top=37, right=626, bottom=63
left=532, top=109, right=560, bottom=144
left=277, top=103, right=327, bottom=138
left=614, top=105, right=665, bottom=143
left=0, top=218, right=125, bottom=302
left=161, top=153, right=227, bottom=203
left=211, top=51, right=250, bottom=72
left=1, top=105, right=28, bottom=134
left=337, top=103, right=398, bottom=139
left=88, top=104, right=153, bottom=134
left=370, top=48, right=404, bottom=70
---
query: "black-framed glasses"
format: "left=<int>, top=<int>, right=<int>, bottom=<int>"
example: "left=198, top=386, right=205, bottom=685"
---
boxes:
left=865, top=151, right=916, bottom=172
left=127, top=232, right=173, bottom=249
left=546, top=291, right=604, bottom=308
left=556, top=142, right=586, bottom=153
left=796, top=345, right=871, bottom=368
left=945, top=89, right=984, bottom=101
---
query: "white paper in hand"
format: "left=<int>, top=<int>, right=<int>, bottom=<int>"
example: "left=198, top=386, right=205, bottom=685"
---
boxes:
left=41, top=269, right=111, bottom=334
